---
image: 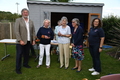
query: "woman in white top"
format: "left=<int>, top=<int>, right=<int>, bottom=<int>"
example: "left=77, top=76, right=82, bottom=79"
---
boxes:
left=54, top=20, right=61, bottom=41
left=58, top=16, right=71, bottom=69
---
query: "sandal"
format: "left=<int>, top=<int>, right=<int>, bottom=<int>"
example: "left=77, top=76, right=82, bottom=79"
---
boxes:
left=36, top=65, right=40, bottom=68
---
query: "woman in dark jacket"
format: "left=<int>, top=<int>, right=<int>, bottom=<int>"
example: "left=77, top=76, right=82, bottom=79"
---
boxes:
left=71, top=18, right=84, bottom=72
left=36, top=19, right=54, bottom=68
left=88, top=18, right=105, bottom=75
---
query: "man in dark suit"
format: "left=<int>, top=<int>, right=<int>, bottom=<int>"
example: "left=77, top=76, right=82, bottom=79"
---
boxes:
left=15, top=8, right=35, bottom=74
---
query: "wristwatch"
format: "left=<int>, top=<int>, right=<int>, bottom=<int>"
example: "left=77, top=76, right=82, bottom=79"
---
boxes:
left=99, top=47, right=103, bottom=49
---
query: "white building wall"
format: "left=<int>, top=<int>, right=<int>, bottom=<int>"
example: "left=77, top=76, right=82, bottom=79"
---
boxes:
left=27, top=1, right=103, bottom=34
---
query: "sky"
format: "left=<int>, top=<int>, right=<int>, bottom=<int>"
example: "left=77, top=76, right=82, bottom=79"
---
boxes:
left=0, top=0, right=120, bottom=17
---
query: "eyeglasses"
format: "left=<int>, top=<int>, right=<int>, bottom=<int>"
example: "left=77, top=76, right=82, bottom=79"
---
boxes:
left=72, top=22, right=75, bottom=23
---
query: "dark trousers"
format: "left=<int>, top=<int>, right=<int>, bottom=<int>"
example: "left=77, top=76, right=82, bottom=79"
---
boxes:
left=30, top=44, right=35, bottom=55
left=16, top=41, right=30, bottom=70
left=89, top=44, right=101, bottom=72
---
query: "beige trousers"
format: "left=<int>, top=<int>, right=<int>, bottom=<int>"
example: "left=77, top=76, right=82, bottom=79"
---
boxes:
left=58, top=43, right=70, bottom=68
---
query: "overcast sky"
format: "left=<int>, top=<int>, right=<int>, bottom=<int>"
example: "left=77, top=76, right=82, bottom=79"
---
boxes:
left=0, top=0, right=120, bottom=17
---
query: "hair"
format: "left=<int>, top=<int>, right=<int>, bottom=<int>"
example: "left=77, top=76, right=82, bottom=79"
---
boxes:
left=43, top=19, right=51, bottom=27
left=91, top=18, right=102, bottom=28
left=21, top=8, right=29, bottom=14
left=43, top=19, right=50, bottom=24
left=61, top=16, right=68, bottom=24
left=57, top=20, right=61, bottom=23
left=72, top=18, right=80, bottom=26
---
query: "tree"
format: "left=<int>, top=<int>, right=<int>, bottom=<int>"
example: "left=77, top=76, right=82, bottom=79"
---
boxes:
left=0, top=11, right=21, bottom=22
left=108, top=22, right=120, bottom=46
left=102, top=15, right=120, bottom=43
left=108, top=22, right=120, bottom=58
left=102, top=15, right=120, bottom=58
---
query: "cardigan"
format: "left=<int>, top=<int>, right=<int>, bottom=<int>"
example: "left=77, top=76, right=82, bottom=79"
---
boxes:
left=37, top=27, right=54, bottom=44
left=71, top=26, right=83, bottom=46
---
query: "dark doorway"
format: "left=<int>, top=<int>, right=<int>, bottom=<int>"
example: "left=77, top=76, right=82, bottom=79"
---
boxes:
left=51, top=12, right=88, bottom=34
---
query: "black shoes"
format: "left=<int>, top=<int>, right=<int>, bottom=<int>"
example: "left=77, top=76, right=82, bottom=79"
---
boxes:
left=71, top=67, right=78, bottom=70
left=16, top=65, right=31, bottom=74
left=23, top=65, right=31, bottom=68
left=16, top=70, right=22, bottom=74
left=76, top=69, right=82, bottom=72
left=71, top=67, right=82, bottom=72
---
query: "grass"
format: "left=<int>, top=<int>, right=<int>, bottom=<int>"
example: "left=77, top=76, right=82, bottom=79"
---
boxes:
left=0, top=43, right=120, bottom=80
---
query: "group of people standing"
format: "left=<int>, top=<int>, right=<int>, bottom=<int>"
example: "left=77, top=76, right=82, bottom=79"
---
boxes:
left=15, top=8, right=105, bottom=76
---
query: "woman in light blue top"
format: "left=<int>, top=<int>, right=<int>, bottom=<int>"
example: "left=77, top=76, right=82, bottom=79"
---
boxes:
left=54, top=20, right=61, bottom=41
left=58, top=16, right=71, bottom=69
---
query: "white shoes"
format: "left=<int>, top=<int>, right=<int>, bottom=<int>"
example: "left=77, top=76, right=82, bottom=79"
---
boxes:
left=91, top=71, right=100, bottom=75
left=88, top=68, right=95, bottom=72
left=88, top=68, right=100, bottom=75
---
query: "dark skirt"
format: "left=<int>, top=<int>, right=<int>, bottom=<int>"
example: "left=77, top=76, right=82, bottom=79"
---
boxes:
left=72, top=45, right=84, bottom=60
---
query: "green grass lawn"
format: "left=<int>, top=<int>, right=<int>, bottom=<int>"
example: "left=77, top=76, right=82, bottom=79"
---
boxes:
left=0, top=43, right=120, bottom=80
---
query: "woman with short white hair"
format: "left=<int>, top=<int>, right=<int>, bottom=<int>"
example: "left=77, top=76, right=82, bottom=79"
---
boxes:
left=36, top=19, right=54, bottom=68
left=58, top=16, right=71, bottom=69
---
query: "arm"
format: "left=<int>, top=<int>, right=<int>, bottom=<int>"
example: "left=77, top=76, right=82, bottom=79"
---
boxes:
left=74, top=28, right=83, bottom=46
left=15, top=19, right=25, bottom=45
left=99, top=37, right=105, bottom=52
left=61, top=34, right=71, bottom=37
left=54, top=26, right=58, bottom=35
left=71, top=35, right=75, bottom=47
left=37, top=28, right=42, bottom=40
left=32, top=21, right=36, bottom=45
left=59, top=26, right=71, bottom=37
left=32, top=22, right=36, bottom=41
left=65, top=26, right=71, bottom=37
left=98, top=28, right=105, bottom=52
left=15, top=19, right=21, bottom=41
left=44, top=28, right=54, bottom=40
left=50, top=28, right=54, bottom=40
left=100, top=37, right=105, bottom=48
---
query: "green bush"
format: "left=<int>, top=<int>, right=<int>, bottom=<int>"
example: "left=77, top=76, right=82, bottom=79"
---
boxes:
left=0, top=11, right=21, bottom=22
left=107, top=22, right=120, bottom=47
left=102, top=15, right=120, bottom=44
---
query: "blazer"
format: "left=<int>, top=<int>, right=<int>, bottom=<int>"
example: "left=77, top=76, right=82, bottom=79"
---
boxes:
left=15, top=17, right=35, bottom=44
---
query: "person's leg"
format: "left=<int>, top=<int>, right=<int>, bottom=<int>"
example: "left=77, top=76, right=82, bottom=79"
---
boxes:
left=58, top=44, right=64, bottom=67
left=56, top=46, right=59, bottom=55
left=93, top=45, right=101, bottom=72
left=45, top=44, right=51, bottom=67
left=75, top=60, right=78, bottom=68
left=16, top=44, right=23, bottom=73
left=56, top=46, right=60, bottom=62
left=30, top=44, right=36, bottom=56
left=63, top=43, right=70, bottom=68
left=23, top=41, right=30, bottom=67
left=38, top=44, right=45, bottom=65
left=77, top=60, right=82, bottom=71
left=89, top=45, right=95, bottom=69
left=73, top=60, right=78, bottom=68
left=50, top=45, right=53, bottom=55
left=71, top=59, right=78, bottom=70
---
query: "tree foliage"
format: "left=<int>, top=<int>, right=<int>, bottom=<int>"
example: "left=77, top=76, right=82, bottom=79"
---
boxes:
left=0, top=11, right=21, bottom=22
left=102, top=15, right=120, bottom=44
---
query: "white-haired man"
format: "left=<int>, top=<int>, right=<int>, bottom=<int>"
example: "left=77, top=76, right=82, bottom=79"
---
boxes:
left=15, top=8, right=35, bottom=74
